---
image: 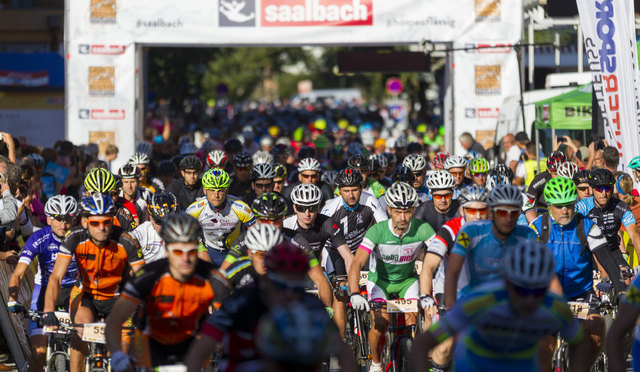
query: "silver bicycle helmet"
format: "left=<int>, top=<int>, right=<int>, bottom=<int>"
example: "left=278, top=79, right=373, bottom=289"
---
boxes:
left=136, top=142, right=153, bottom=155
left=425, top=170, right=456, bottom=190
left=250, top=163, right=277, bottom=181
left=298, top=158, right=321, bottom=172
left=402, top=154, right=427, bottom=172
left=129, top=152, right=150, bottom=165
left=245, top=224, right=283, bottom=252
left=556, top=162, right=579, bottom=180
left=458, top=185, right=489, bottom=207
left=161, top=213, right=203, bottom=244
left=253, top=150, right=274, bottom=165
left=44, top=195, right=79, bottom=217
left=487, top=185, right=522, bottom=208
left=118, top=164, right=141, bottom=179
left=504, top=240, right=556, bottom=289
left=444, top=155, right=467, bottom=170
left=291, top=184, right=322, bottom=206
left=207, top=150, right=227, bottom=168
left=384, top=182, right=418, bottom=209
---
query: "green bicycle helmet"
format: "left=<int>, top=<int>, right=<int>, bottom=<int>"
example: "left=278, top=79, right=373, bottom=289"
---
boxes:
left=84, top=168, right=116, bottom=193
left=468, top=157, right=490, bottom=174
left=629, top=156, right=640, bottom=170
left=202, top=169, right=231, bottom=190
left=543, top=177, right=577, bottom=205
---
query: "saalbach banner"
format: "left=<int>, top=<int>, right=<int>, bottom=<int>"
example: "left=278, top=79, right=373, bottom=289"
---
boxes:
left=576, top=0, right=640, bottom=171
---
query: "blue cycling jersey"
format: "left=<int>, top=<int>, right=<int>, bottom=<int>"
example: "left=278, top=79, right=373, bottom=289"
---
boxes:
left=621, top=276, right=640, bottom=372
left=451, top=220, right=538, bottom=288
left=575, top=197, right=635, bottom=250
left=19, top=226, right=78, bottom=288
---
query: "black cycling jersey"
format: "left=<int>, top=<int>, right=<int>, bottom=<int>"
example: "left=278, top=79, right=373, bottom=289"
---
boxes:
left=223, top=258, right=259, bottom=290
left=228, top=179, right=252, bottom=199
left=241, top=190, right=257, bottom=206
left=527, top=171, right=552, bottom=209
left=580, top=198, right=633, bottom=250
left=167, top=178, right=204, bottom=211
left=283, top=214, right=347, bottom=260
left=413, top=199, right=460, bottom=232
left=227, top=228, right=314, bottom=264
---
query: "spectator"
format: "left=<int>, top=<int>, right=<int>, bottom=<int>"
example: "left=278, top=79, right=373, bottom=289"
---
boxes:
left=514, top=142, right=547, bottom=187
left=587, top=139, right=606, bottom=170
left=603, top=146, right=620, bottom=173
left=102, top=144, right=119, bottom=171
left=458, top=132, right=487, bottom=158
left=514, top=131, right=529, bottom=151
left=502, top=134, right=520, bottom=173
left=574, top=146, right=589, bottom=169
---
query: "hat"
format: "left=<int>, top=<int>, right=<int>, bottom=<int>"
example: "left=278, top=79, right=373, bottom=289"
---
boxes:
left=314, top=135, right=329, bottom=149
left=575, top=146, right=589, bottom=161
left=374, top=138, right=386, bottom=150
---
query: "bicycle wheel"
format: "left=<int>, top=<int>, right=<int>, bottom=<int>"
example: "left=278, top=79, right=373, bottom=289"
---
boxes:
left=54, top=354, right=67, bottom=372
left=552, top=342, right=570, bottom=372
left=380, top=333, right=392, bottom=372
left=396, top=336, right=412, bottom=372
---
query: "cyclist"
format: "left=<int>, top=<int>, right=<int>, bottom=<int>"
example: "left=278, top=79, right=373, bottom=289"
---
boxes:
left=105, top=213, right=230, bottom=369
left=346, top=154, right=386, bottom=199
left=118, top=164, right=153, bottom=223
left=488, top=163, right=514, bottom=186
left=368, top=154, right=391, bottom=188
left=167, top=155, right=204, bottom=211
left=526, top=151, right=566, bottom=210
left=575, top=168, right=638, bottom=291
left=413, top=170, right=459, bottom=231
left=228, top=152, right=253, bottom=199
left=187, top=169, right=255, bottom=266
left=206, top=149, right=227, bottom=170
left=348, top=182, right=435, bottom=372
left=573, top=169, right=592, bottom=200
left=283, top=157, right=334, bottom=206
left=223, top=224, right=283, bottom=290
left=606, top=272, right=640, bottom=371
left=84, top=168, right=137, bottom=232
left=468, top=157, right=490, bottom=188
left=130, top=191, right=178, bottom=263
left=402, top=153, right=430, bottom=203
left=241, top=162, right=276, bottom=206
left=444, top=185, right=537, bottom=309
left=445, top=155, right=473, bottom=199
left=129, top=152, right=162, bottom=193
left=411, top=241, right=589, bottom=372
left=42, top=193, right=145, bottom=372
left=8, top=195, right=79, bottom=372
left=272, top=162, right=287, bottom=193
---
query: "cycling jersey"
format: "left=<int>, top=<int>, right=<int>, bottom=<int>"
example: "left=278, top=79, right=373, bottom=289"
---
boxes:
left=451, top=220, right=538, bottom=289
left=575, top=196, right=636, bottom=250
left=120, top=186, right=153, bottom=223
left=223, top=258, right=258, bottom=290
left=365, top=178, right=386, bottom=199
left=430, top=281, right=582, bottom=371
left=131, top=221, right=166, bottom=263
left=526, top=171, right=552, bottom=209
left=114, top=200, right=138, bottom=232
left=428, top=217, right=470, bottom=295
left=283, top=214, right=347, bottom=260
left=413, top=200, right=460, bottom=232
left=186, top=196, right=256, bottom=251
left=167, top=178, right=204, bottom=211
left=530, top=214, right=607, bottom=298
left=452, top=178, right=474, bottom=200
left=116, top=197, right=139, bottom=222
left=59, top=226, right=145, bottom=300
left=121, top=259, right=230, bottom=346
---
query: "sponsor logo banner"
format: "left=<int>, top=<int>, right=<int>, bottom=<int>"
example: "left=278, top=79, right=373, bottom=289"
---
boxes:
left=79, top=109, right=125, bottom=120
left=220, top=0, right=256, bottom=26
left=79, top=45, right=126, bottom=55
left=0, top=71, right=49, bottom=87
left=477, top=107, right=499, bottom=118
left=475, top=0, right=500, bottom=22
left=90, top=0, right=116, bottom=24
left=88, top=67, right=115, bottom=97
left=262, top=0, right=373, bottom=27
left=474, top=65, right=501, bottom=95
left=465, top=108, right=477, bottom=118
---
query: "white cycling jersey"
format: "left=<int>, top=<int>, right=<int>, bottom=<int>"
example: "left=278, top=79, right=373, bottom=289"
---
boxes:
left=130, top=221, right=166, bottom=263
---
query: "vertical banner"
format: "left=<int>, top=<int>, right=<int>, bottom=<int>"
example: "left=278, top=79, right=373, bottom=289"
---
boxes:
left=577, top=0, right=640, bottom=170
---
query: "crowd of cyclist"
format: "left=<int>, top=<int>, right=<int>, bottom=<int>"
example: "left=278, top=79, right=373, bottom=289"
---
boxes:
left=3, top=121, right=640, bottom=372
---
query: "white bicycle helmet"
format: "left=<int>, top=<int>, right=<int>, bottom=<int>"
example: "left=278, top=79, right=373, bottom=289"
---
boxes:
left=250, top=163, right=277, bottom=181
left=245, top=224, right=283, bottom=253
left=291, top=184, right=322, bottom=206
left=458, top=185, right=488, bottom=207
left=45, top=195, right=79, bottom=217
left=253, top=150, right=274, bottom=165
left=136, top=142, right=153, bottom=155
left=426, top=170, right=456, bottom=190
left=260, top=136, right=274, bottom=148
left=486, top=174, right=510, bottom=191
left=444, top=155, right=467, bottom=170
left=556, top=162, right=579, bottom=180
left=321, top=170, right=339, bottom=188
left=504, top=240, right=556, bottom=289
left=298, top=158, right=321, bottom=172
left=207, top=150, right=227, bottom=168
left=129, top=152, right=150, bottom=165
left=487, top=185, right=522, bottom=208
left=402, top=154, right=427, bottom=172
left=385, top=182, right=418, bottom=209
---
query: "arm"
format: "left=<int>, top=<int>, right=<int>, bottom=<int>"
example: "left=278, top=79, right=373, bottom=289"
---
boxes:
left=43, top=256, right=72, bottom=312
left=0, top=189, right=18, bottom=227
left=1, top=133, right=16, bottom=163
left=625, top=223, right=640, bottom=260
left=410, top=330, right=445, bottom=371
left=606, top=302, right=640, bottom=372
left=105, top=297, right=138, bottom=354
left=443, top=253, right=464, bottom=310
left=420, top=253, right=443, bottom=327
left=336, top=244, right=354, bottom=274
left=8, top=263, right=29, bottom=301
left=348, top=248, right=370, bottom=294
left=308, top=264, right=332, bottom=307
left=185, top=334, right=218, bottom=372
left=162, top=116, right=171, bottom=141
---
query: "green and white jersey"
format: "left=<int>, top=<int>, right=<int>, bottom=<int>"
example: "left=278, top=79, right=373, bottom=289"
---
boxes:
left=359, top=218, right=435, bottom=284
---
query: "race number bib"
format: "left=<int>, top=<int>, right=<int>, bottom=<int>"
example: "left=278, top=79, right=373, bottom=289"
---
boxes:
left=567, top=302, right=589, bottom=320
left=386, top=299, right=418, bottom=313
left=359, top=271, right=369, bottom=286
left=82, top=322, right=106, bottom=344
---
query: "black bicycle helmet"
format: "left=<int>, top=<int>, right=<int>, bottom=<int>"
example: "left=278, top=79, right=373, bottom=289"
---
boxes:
left=335, top=168, right=364, bottom=188
left=391, top=166, right=415, bottom=184
left=588, top=168, right=614, bottom=187
left=252, top=192, right=288, bottom=219
left=224, top=138, right=243, bottom=154
left=148, top=191, right=178, bottom=222
left=490, top=164, right=514, bottom=183
left=179, top=155, right=202, bottom=171
left=348, top=154, right=369, bottom=169
left=573, top=169, right=591, bottom=185
left=234, top=152, right=253, bottom=168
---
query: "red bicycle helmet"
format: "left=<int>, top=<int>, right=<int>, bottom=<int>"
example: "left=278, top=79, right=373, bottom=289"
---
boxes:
left=432, top=151, right=450, bottom=170
left=547, top=151, right=567, bottom=173
left=265, top=242, right=309, bottom=275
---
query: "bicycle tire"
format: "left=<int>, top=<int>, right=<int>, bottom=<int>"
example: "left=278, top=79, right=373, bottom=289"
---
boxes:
left=381, top=333, right=392, bottom=372
left=54, top=353, right=66, bottom=372
left=396, top=336, right=412, bottom=372
left=552, top=342, right=570, bottom=372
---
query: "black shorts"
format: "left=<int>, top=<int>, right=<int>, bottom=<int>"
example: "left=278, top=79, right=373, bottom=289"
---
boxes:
left=36, top=285, right=73, bottom=311
left=149, top=337, right=193, bottom=366
left=80, top=293, right=117, bottom=319
left=327, top=248, right=369, bottom=276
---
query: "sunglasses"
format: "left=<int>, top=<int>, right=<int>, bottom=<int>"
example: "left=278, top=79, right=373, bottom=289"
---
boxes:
left=449, top=171, right=465, bottom=176
left=472, top=173, right=488, bottom=178
left=254, top=182, right=273, bottom=190
left=432, top=193, right=453, bottom=201
left=273, top=180, right=285, bottom=185
left=258, top=218, right=283, bottom=225
left=87, top=218, right=113, bottom=228
left=464, top=207, right=487, bottom=216
left=413, top=171, right=425, bottom=177
left=594, top=186, right=611, bottom=193
left=576, top=186, right=590, bottom=192
left=296, top=204, right=319, bottom=213
left=300, top=173, right=319, bottom=179
left=53, top=216, right=75, bottom=223
left=512, top=284, right=547, bottom=297
left=552, top=203, right=575, bottom=210
left=493, top=208, right=520, bottom=218
left=168, top=247, right=198, bottom=258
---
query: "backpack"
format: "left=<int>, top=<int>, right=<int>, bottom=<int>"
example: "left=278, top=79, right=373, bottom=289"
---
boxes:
left=539, top=212, right=589, bottom=255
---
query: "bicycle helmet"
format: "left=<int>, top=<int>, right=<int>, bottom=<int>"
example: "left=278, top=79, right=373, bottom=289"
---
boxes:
left=444, top=155, right=467, bottom=170
left=260, top=136, right=274, bottom=149
left=45, top=195, right=79, bottom=217
left=298, top=146, right=317, bottom=160
left=147, top=191, right=178, bottom=222
left=81, top=193, right=115, bottom=216
left=206, top=150, right=227, bottom=168
left=298, top=158, right=321, bottom=173
left=252, top=192, right=288, bottom=219
left=265, top=241, right=309, bottom=275
left=368, top=156, right=382, bottom=173
left=202, top=169, right=231, bottom=190
left=114, top=174, right=123, bottom=190
left=486, top=173, right=510, bottom=191
left=180, top=142, right=197, bottom=155
left=391, top=166, right=416, bottom=185
left=179, top=155, right=203, bottom=171
left=136, top=142, right=153, bottom=155
left=385, top=182, right=418, bottom=209
left=468, top=157, right=490, bottom=174
left=253, top=150, right=273, bottom=165
left=629, top=155, right=640, bottom=170
left=432, top=151, right=450, bottom=170
left=556, top=162, right=579, bottom=180
left=157, top=160, right=177, bottom=176
left=321, top=170, right=339, bottom=188
left=245, top=224, right=283, bottom=252
left=291, top=184, right=322, bottom=206
left=383, top=152, right=397, bottom=167
left=370, top=154, right=388, bottom=170
left=544, top=177, right=577, bottom=206
left=224, top=138, right=243, bottom=154
left=273, top=163, right=287, bottom=179
left=458, top=185, right=489, bottom=207
left=490, top=164, right=514, bottom=183
left=486, top=184, right=522, bottom=208
left=84, top=168, right=116, bottom=193
left=129, top=152, right=150, bottom=165
left=347, top=143, right=366, bottom=157
left=394, top=135, right=408, bottom=149
left=335, top=168, right=363, bottom=188
left=161, top=213, right=202, bottom=244
left=402, top=154, right=427, bottom=172
left=234, top=152, right=253, bottom=168
left=118, top=164, right=141, bottom=179
left=426, top=170, right=456, bottom=190
left=250, top=163, right=276, bottom=182
left=546, top=151, right=567, bottom=173
left=347, top=154, right=369, bottom=169
left=588, top=168, right=614, bottom=187
left=257, top=303, right=333, bottom=367
left=503, top=240, right=556, bottom=289
left=27, top=153, right=45, bottom=167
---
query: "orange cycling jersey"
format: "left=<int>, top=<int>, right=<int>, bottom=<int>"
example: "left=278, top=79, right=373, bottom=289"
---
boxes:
left=59, top=226, right=145, bottom=301
left=121, top=259, right=230, bottom=345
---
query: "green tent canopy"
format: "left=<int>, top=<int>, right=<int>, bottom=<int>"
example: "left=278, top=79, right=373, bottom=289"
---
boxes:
left=534, top=84, right=592, bottom=130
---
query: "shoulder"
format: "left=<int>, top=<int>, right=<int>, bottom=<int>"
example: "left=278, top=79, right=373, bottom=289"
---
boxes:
left=283, top=215, right=298, bottom=229
left=513, top=224, right=538, bottom=238
left=186, top=197, right=207, bottom=214
left=63, top=226, right=90, bottom=246
left=613, top=198, right=632, bottom=211
left=412, top=219, right=435, bottom=235
left=131, top=259, right=169, bottom=282
left=320, top=196, right=341, bottom=215
left=25, top=227, right=52, bottom=246
left=229, top=196, right=253, bottom=215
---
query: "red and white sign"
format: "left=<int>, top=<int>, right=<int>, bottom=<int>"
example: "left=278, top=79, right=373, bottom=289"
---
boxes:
left=81, top=109, right=126, bottom=120
left=476, top=43, right=512, bottom=54
left=81, top=45, right=127, bottom=55
left=262, top=0, right=373, bottom=27
left=477, top=107, right=499, bottom=118
left=0, top=71, right=49, bottom=87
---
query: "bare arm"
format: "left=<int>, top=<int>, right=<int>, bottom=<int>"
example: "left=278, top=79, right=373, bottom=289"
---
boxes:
left=606, top=302, right=640, bottom=372
left=43, top=256, right=72, bottom=312
left=8, top=262, right=29, bottom=301
left=625, top=223, right=640, bottom=260
left=336, top=244, right=354, bottom=274
left=410, top=330, right=443, bottom=371
left=105, top=297, right=138, bottom=354
left=162, top=116, right=171, bottom=141
left=308, top=265, right=332, bottom=307
left=444, top=253, right=465, bottom=310
left=186, top=334, right=218, bottom=372
left=419, top=253, right=442, bottom=297
left=348, top=248, right=370, bottom=295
